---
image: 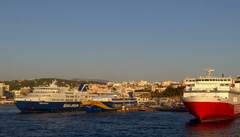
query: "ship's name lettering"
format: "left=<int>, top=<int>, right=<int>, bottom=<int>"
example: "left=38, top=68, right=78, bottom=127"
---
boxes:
left=234, top=104, right=240, bottom=114
left=63, top=104, right=79, bottom=108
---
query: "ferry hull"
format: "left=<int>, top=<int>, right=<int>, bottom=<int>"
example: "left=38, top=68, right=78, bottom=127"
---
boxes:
left=182, top=97, right=240, bottom=121
left=15, top=101, right=84, bottom=113
left=82, top=101, right=137, bottom=113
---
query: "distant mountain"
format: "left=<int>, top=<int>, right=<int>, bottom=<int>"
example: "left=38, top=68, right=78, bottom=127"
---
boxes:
left=71, top=78, right=111, bottom=83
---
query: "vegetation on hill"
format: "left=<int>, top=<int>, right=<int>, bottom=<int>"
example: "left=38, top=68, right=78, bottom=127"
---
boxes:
left=134, top=86, right=185, bottom=98
left=134, top=88, right=152, bottom=92
left=1, top=78, right=106, bottom=91
left=151, top=86, right=185, bottom=98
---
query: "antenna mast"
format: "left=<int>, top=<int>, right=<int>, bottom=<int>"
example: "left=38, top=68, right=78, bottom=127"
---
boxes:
left=204, top=68, right=215, bottom=77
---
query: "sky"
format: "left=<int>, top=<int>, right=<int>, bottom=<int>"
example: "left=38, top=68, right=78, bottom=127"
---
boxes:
left=0, top=0, right=240, bottom=83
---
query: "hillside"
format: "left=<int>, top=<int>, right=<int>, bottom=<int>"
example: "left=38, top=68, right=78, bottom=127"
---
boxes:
left=1, top=78, right=106, bottom=91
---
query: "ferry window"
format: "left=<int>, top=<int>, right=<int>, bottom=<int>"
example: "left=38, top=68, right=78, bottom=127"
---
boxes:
left=205, top=79, right=209, bottom=81
left=224, top=79, right=227, bottom=81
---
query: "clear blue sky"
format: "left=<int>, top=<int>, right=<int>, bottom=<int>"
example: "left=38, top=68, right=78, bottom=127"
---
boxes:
left=1, top=0, right=240, bottom=82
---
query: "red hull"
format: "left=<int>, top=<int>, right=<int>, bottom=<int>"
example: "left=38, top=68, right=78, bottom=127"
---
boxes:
left=183, top=102, right=240, bottom=121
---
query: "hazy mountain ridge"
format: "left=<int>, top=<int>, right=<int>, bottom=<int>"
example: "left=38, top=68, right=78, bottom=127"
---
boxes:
left=71, top=78, right=111, bottom=83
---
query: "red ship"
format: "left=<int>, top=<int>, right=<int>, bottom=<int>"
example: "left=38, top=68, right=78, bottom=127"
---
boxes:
left=182, top=69, right=240, bottom=122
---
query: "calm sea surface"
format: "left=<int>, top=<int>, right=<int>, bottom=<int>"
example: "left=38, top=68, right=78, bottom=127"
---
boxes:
left=0, top=105, right=239, bottom=137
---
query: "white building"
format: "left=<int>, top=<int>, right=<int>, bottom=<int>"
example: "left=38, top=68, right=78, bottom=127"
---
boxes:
left=0, top=83, right=9, bottom=99
left=137, top=80, right=148, bottom=86
left=12, top=90, right=21, bottom=98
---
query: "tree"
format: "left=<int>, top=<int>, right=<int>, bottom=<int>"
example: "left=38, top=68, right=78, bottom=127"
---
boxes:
left=151, top=86, right=185, bottom=98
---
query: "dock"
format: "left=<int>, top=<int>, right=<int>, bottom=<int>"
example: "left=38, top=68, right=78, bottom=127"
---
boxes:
left=138, top=108, right=157, bottom=111
left=116, top=106, right=158, bottom=113
left=117, top=106, right=139, bottom=113
left=154, top=107, right=187, bottom=112
left=0, top=100, right=14, bottom=105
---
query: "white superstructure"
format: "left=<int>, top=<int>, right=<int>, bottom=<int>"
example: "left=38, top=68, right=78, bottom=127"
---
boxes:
left=15, top=80, right=96, bottom=102
left=183, top=69, right=232, bottom=99
left=182, top=69, right=240, bottom=104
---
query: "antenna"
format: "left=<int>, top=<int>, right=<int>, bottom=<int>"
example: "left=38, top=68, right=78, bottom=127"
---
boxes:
left=204, top=68, right=215, bottom=77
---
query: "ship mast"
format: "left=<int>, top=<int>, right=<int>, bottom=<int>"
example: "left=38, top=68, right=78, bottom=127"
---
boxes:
left=204, top=68, right=215, bottom=78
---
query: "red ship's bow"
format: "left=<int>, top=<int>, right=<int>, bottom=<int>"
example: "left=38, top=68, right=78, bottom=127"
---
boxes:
left=182, top=96, right=238, bottom=121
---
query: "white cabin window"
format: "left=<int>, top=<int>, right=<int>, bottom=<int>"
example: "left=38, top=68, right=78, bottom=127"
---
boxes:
left=233, top=97, right=238, bottom=103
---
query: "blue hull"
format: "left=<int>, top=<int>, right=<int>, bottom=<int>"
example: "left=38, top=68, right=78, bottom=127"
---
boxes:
left=15, top=101, right=84, bottom=113
left=83, top=101, right=137, bottom=113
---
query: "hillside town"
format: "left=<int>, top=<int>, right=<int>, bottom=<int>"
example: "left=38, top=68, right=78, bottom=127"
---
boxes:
left=0, top=79, right=183, bottom=107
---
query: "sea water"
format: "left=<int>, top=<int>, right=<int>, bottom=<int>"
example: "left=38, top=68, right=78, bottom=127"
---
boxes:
left=0, top=105, right=239, bottom=137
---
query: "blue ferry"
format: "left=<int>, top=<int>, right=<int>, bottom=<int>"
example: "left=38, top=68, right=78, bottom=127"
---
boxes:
left=14, top=80, right=97, bottom=113
left=82, top=92, right=138, bottom=113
